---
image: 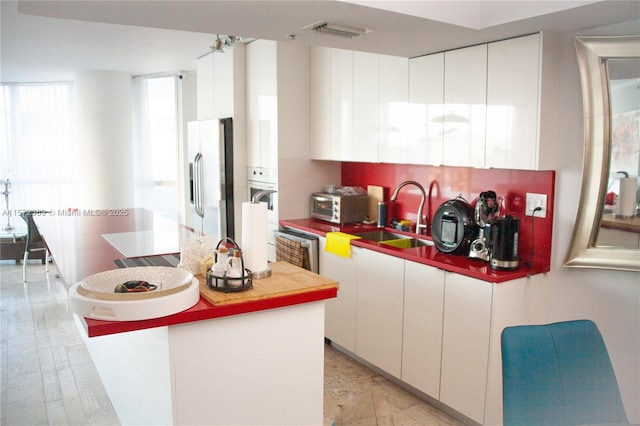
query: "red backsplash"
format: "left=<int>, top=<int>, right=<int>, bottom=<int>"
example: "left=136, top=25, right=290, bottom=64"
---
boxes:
left=342, top=162, right=555, bottom=269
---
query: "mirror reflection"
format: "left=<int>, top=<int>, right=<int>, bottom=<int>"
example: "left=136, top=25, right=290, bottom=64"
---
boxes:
left=597, top=58, right=640, bottom=248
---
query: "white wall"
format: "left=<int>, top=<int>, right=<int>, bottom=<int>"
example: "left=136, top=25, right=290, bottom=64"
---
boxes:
left=75, top=71, right=134, bottom=209
left=547, top=19, right=640, bottom=422
left=276, top=43, right=341, bottom=220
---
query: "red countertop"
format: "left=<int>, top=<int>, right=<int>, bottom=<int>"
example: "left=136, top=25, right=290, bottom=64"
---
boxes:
left=280, top=218, right=548, bottom=283
left=80, top=287, right=337, bottom=338
left=34, top=209, right=337, bottom=338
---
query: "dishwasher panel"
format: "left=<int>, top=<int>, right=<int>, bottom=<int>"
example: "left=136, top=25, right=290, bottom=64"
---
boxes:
left=274, top=230, right=319, bottom=274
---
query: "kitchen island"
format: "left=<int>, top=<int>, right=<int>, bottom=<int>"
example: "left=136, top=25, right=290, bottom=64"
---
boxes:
left=34, top=209, right=338, bottom=425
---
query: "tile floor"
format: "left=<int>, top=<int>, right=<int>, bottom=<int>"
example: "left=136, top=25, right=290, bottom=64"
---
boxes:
left=1, top=261, right=463, bottom=426
left=323, top=344, right=464, bottom=426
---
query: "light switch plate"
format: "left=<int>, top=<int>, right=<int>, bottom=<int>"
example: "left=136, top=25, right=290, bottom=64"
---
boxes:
left=525, top=193, right=547, bottom=218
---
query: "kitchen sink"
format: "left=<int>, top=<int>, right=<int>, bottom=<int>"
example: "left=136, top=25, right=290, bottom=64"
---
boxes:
left=350, top=230, right=411, bottom=242
left=379, top=237, right=434, bottom=248
left=350, top=230, right=434, bottom=249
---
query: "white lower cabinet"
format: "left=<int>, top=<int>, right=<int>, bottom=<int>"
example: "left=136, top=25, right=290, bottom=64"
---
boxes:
left=355, top=248, right=405, bottom=378
left=321, top=242, right=494, bottom=423
left=319, top=237, right=358, bottom=353
left=440, top=272, right=493, bottom=424
left=401, top=261, right=445, bottom=398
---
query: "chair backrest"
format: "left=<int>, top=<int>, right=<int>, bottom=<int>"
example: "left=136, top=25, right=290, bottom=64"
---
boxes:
left=501, top=319, right=628, bottom=426
left=19, top=210, right=47, bottom=251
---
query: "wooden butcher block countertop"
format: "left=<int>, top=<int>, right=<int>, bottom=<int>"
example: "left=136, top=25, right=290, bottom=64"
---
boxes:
left=601, top=213, right=640, bottom=234
left=198, top=261, right=338, bottom=306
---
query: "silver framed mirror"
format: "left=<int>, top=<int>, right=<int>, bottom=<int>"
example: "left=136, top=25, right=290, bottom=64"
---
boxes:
left=564, top=35, right=640, bottom=272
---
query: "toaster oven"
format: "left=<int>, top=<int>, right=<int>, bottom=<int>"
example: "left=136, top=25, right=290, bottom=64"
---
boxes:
left=310, top=192, right=369, bottom=224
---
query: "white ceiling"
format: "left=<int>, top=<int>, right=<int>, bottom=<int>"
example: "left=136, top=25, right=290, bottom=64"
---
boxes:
left=1, top=0, right=639, bottom=82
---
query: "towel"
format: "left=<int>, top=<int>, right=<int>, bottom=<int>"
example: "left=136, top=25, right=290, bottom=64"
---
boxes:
left=325, top=232, right=361, bottom=258
left=276, top=235, right=310, bottom=270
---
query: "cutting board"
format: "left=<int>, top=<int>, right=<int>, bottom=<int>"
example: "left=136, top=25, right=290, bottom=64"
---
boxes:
left=367, top=185, right=385, bottom=221
left=198, top=261, right=338, bottom=306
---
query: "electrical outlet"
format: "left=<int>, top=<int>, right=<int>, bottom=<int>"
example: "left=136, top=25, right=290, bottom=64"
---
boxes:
left=525, top=193, right=547, bottom=218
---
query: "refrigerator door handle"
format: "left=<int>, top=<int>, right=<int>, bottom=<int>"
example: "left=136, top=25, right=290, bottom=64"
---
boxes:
left=194, top=153, right=204, bottom=218
left=219, top=120, right=226, bottom=201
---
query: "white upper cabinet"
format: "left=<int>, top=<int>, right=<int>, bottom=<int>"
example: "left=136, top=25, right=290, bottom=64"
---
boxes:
left=197, top=50, right=234, bottom=120
left=330, top=48, right=354, bottom=161
left=378, top=55, right=409, bottom=164
left=408, top=53, right=445, bottom=166
left=486, top=34, right=539, bottom=169
left=246, top=40, right=277, bottom=169
left=486, top=33, right=558, bottom=170
left=246, top=41, right=261, bottom=167
left=308, top=33, right=557, bottom=169
left=310, top=46, right=331, bottom=160
left=213, top=50, right=234, bottom=119
left=197, top=53, right=215, bottom=120
left=353, top=51, right=380, bottom=163
left=309, top=48, right=408, bottom=163
left=442, top=44, right=487, bottom=168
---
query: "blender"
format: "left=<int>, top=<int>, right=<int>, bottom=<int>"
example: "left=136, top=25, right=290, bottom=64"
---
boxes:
left=468, top=191, right=500, bottom=261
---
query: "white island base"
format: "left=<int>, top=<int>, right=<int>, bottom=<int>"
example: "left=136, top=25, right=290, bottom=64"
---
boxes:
left=79, top=301, right=326, bottom=425
left=169, top=301, right=326, bottom=425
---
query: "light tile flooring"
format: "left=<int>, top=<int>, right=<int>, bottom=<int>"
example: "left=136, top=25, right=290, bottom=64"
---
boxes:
left=324, top=344, right=464, bottom=426
left=1, top=261, right=463, bottom=426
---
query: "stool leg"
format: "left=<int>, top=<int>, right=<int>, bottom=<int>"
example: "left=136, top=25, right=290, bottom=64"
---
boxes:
left=23, top=250, right=28, bottom=282
left=45, top=251, right=49, bottom=273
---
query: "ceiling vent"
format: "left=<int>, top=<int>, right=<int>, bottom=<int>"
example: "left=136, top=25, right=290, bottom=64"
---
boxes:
left=303, top=21, right=370, bottom=38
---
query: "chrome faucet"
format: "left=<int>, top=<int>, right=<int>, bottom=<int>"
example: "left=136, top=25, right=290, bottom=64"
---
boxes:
left=390, top=181, right=428, bottom=235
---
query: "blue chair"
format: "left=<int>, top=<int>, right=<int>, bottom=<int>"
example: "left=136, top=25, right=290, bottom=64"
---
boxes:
left=501, top=320, right=628, bottom=425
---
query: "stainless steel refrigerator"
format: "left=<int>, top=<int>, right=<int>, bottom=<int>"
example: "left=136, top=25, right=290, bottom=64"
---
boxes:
left=187, top=117, right=234, bottom=239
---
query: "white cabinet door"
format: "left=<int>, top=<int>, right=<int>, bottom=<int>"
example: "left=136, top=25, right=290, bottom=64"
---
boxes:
left=246, top=40, right=277, bottom=169
left=246, top=42, right=261, bottom=167
left=442, top=45, right=487, bottom=168
left=260, top=40, right=277, bottom=169
left=378, top=55, right=409, bottom=164
left=440, top=272, right=493, bottom=424
left=310, top=46, right=331, bottom=160
left=330, top=48, right=353, bottom=161
left=401, top=261, right=445, bottom=398
left=196, top=54, right=215, bottom=120
left=352, top=51, right=379, bottom=163
left=408, top=53, right=444, bottom=166
left=213, top=49, right=234, bottom=119
left=320, top=238, right=358, bottom=352
left=486, top=34, right=540, bottom=170
left=198, top=51, right=234, bottom=121
left=356, top=248, right=405, bottom=378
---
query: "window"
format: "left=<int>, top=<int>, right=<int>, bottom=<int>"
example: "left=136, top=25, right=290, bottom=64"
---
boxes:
left=132, top=75, right=179, bottom=219
left=0, top=82, right=76, bottom=215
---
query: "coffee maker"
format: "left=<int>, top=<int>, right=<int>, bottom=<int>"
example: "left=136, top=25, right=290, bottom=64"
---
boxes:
left=469, top=191, right=500, bottom=262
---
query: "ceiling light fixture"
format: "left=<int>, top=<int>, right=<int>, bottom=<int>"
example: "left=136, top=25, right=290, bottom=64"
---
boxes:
left=303, top=21, right=369, bottom=38
left=210, top=35, right=242, bottom=53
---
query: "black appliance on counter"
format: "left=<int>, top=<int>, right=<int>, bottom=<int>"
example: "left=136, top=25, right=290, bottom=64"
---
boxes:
left=469, top=191, right=500, bottom=262
left=431, top=197, right=477, bottom=255
left=489, top=215, right=520, bottom=271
